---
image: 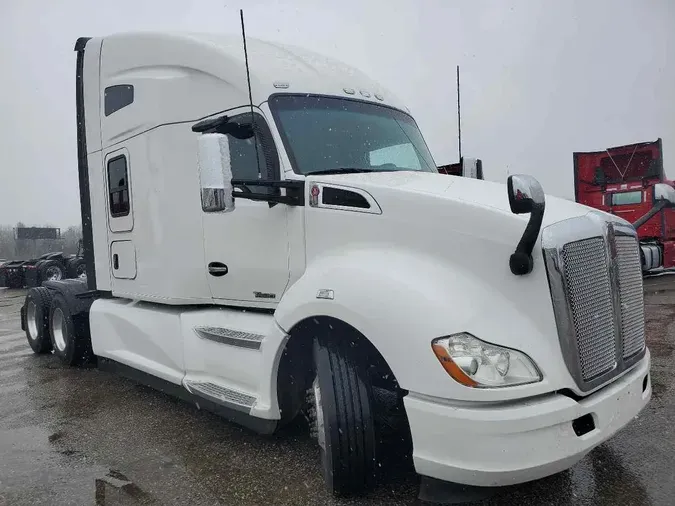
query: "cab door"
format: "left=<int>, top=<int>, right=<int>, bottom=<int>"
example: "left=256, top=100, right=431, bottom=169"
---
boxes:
left=104, top=148, right=137, bottom=281
left=202, top=109, right=290, bottom=305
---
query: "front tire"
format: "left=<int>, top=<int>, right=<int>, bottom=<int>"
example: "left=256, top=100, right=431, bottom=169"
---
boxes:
left=311, top=338, right=377, bottom=496
left=24, top=287, right=54, bottom=354
left=49, top=293, right=92, bottom=366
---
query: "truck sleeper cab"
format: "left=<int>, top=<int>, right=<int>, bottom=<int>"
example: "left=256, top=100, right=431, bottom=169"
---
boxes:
left=21, top=31, right=651, bottom=498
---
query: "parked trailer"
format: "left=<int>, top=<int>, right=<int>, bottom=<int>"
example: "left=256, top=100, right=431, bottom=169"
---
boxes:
left=21, top=31, right=657, bottom=499
left=573, top=139, right=675, bottom=272
left=0, top=251, right=86, bottom=288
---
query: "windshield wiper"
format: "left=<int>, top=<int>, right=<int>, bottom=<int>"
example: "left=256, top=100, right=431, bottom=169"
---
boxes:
left=305, top=167, right=380, bottom=176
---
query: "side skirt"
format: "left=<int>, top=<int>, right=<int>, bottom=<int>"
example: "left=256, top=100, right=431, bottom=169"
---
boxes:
left=98, top=358, right=278, bottom=435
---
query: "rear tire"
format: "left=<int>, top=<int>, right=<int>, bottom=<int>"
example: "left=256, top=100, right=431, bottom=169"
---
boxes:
left=39, top=260, right=64, bottom=283
left=311, top=338, right=377, bottom=496
left=49, top=292, right=92, bottom=366
left=24, top=287, right=54, bottom=354
left=66, top=257, right=87, bottom=280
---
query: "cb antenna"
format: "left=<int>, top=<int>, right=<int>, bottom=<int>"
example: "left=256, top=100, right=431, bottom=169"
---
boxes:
left=456, top=65, right=462, bottom=162
left=240, top=9, right=261, bottom=177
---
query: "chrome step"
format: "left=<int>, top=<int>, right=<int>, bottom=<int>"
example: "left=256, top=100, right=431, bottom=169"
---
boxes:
left=193, top=326, right=264, bottom=350
left=184, top=380, right=256, bottom=412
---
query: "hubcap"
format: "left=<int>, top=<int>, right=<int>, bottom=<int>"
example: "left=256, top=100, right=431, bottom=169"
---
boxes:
left=312, top=377, right=326, bottom=451
left=45, top=266, right=62, bottom=281
left=52, top=308, right=67, bottom=352
left=26, top=301, right=39, bottom=340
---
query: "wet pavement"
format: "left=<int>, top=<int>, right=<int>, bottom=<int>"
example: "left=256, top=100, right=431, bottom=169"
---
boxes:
left=1, top=277, right=674, bottom=505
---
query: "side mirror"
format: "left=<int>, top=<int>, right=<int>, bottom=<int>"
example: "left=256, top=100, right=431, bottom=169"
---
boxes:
left=654, top=183, right=675, bottom=207
left=197, top=133, right=235, bottom=213
left=633, top=182, right=675, bottom=229
left=462, top=158, right=484, bottom=180
left=507, top=174, right=545, bottom=214
left=507, top=174, right=546, bottom=276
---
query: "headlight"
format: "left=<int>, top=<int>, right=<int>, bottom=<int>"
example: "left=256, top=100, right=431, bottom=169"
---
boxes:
left=431, top=333, right=542, bottom=388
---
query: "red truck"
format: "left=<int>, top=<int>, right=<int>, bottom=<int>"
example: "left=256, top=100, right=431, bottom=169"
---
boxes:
left=437, top=157, right=483, bottom=179
left=573, top=138, right=675, bottom=272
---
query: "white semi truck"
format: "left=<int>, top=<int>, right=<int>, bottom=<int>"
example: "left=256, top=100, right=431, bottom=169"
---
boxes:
left=21, top=31, right=660, bottom=498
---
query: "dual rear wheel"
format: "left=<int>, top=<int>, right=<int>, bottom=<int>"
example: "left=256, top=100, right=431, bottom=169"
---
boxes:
left=24, top=287, right=93, bottom=365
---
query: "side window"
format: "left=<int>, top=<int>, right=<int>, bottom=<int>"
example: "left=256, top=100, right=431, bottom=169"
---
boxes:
left=369, top=143, right=421, bottom=170
left=610, top=191, right=642, bottom=206
left=107, top=156, right=130, bottom=217
left=226, top=113, right=280, bottom=195
left=105, top=85, right=134, bottom=116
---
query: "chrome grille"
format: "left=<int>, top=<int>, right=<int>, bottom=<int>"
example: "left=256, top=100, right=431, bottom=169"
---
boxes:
left=561, top=238, right=616, bottom=380
left=542, top=213, right=647, bottom=392
left=615, top=236, right=646, bottom=358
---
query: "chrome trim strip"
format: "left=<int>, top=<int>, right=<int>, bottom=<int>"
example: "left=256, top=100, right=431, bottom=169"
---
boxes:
left=542, top=212, right=646, bottom=393
left=607, top=221, right=623, bottom=380
left=311, top=183, right=382, bottom=214
left=194, top=326, right=264, bottom=350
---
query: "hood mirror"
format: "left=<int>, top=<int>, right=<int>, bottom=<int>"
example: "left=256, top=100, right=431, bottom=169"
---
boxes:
left=508, top=174, right=545, bottom=214
left=654, top=183, right=675, bottom=207
left=507, top=175, right=546, bottom=276
left=632, top=182, right=675, bottom=229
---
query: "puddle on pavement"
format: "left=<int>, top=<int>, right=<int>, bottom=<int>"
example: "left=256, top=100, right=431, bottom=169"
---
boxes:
left=1, top=284, right=672, bottom=506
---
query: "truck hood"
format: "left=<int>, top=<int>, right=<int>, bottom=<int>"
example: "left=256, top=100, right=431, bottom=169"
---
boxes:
left=300, top=170, right=613, bottom=401
left=308, top=170, right=597, bottom=227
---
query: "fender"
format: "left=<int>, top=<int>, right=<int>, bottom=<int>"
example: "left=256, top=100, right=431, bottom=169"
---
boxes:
left=274, top=246, right=575, bottom=403
left=43, top=278, right=96, bottom=315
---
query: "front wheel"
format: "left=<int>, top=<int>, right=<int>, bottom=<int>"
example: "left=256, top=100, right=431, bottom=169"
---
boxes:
left=310, top=338, right=378, bottom=496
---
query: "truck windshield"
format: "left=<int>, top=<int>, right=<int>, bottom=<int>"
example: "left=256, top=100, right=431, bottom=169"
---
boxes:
left=610, top=191, right=642, bottom=206
left=269, top=94, right=437, bottom=175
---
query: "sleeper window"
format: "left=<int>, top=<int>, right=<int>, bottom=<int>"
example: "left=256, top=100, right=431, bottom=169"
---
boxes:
left=104, top=85, right=134, bottom=116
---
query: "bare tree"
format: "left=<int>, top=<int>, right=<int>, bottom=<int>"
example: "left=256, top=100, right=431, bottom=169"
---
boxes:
left=0, top=223, right=82, bottom=260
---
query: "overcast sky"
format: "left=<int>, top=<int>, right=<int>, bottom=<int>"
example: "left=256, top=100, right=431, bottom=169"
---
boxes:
left=1, top=0, right=673, bottom=227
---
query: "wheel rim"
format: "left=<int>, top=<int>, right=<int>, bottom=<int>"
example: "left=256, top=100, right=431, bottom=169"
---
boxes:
left=45, top=266, right=62, bottom=281
left=52, top=308, right=67, bottom=352
left=26, top=301, right=39, bottom=340
left=312, top=377, right=326, bottom=451
left=76, top=264, right=87, bottom=280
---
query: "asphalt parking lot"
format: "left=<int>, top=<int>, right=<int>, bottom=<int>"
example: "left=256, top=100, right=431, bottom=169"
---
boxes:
left=1, top=276, right=674, bottom=506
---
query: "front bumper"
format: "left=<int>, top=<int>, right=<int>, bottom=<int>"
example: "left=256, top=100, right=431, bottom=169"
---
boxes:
left=405, top=350, right=651, bottom=487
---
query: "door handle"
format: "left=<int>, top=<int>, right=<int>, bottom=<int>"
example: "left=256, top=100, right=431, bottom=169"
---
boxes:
left=208, top=262, right=228, bottom=277
left=113, top=254, right=119, bottom=270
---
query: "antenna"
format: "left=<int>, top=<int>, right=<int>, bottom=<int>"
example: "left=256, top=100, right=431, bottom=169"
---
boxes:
left=457, top=65, right=462, bottom=162
left=240, top=9, right=261, bottom=178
